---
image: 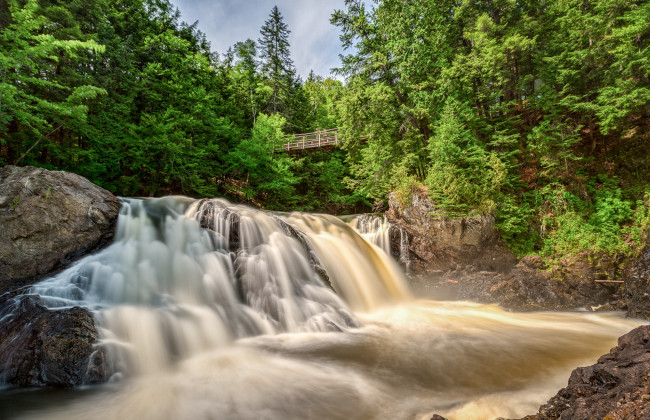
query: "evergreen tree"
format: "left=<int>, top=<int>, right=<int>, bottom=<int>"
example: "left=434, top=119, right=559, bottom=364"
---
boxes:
left=258, top=6, right=295, bottom=115
left=233, top=39, right=262, bottom=126
left=0, top=0, right=105, bottom=165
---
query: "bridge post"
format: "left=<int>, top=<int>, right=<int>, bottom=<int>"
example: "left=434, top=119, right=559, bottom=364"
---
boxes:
left=318, top=131, right=321, bottom=147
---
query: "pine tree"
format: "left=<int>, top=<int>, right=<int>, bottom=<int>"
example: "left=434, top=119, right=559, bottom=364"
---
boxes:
left=258, top=6, right=295, bottom=115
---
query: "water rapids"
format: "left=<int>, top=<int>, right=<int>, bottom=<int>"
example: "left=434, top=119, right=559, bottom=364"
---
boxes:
left=2, top=197, right=644, bottom=419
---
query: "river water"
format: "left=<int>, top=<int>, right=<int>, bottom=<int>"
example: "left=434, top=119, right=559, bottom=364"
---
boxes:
left=2, top=197, right=644, bottom=419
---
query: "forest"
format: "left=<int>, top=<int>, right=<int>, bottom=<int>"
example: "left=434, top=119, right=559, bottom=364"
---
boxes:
left=1, top=0, right=649, bottom=261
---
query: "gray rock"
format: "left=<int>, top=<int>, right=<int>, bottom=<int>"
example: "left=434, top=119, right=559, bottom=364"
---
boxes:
left=385, top=190, right=517, bottom=274
left=0, top=165, right=121, bottom=294
left=0, top=290, right=110, bottom=387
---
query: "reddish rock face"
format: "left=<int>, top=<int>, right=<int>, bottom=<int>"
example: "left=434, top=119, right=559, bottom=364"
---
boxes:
left=0, top=165, right=121, bottom=294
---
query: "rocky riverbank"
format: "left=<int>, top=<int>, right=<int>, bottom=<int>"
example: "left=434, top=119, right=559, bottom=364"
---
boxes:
left=517, top=324, right=650, bottom=420
left=389, top=189, right=650, bottom=420
left=0, top=165, right=120, bottom=387
left=387, top=189, right=650, bottom=316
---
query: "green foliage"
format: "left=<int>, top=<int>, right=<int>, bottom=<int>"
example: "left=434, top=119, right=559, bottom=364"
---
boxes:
left=527, top=120, right=581, bottom=181
left=258, top=6, right=295, bottom=116
left=225, top=113, right=298, bottom=207
left=391, top=165, right=422, bottom=209
left=3, top=0, right=648, bottom=253
left=495, top=195, right=538, bottom=256
left=0, top=0, right=357, bottom=212
left=0, top=0, right=106, bottom=156
left=512, top=179, right=648, bottom=259
left=425, top=101, right=506, bottom=217
left=333, top=0, right=650, bottom=259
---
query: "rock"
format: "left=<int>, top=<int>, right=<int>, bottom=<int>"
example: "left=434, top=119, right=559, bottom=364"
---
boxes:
left=273, top=216, right=333, bottom=289
left=386, top=190, right=517, bottom=274
left=519, top=325, right=650, bottom=420
left=0, top=290, right=110, bottom=387
left=389, top=190, right=626, bottom=311
left=0, top=165, right=121, bottom=294
left=624, top=237, right=650, bottom=320
left=411, top=253, right=625, bottom=312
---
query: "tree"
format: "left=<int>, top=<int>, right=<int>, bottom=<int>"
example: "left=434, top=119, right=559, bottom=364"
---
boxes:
left=232, top=39, right=264, bottom=126
left=0, top=0, right=105, bottom=164
left=258, top=6, right=295, bottom=115
left=225, top=113, right=297, bottom=207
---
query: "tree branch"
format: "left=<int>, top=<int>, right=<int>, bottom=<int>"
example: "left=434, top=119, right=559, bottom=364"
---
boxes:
left=15, top=125, right=63, bottom=165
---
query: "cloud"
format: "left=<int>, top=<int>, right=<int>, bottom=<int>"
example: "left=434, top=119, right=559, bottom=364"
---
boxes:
left=169, top=0, right=351, bottom=78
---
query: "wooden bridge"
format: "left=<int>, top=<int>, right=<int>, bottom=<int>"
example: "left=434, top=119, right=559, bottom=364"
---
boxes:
left=275, top=129, right=342, bottom=153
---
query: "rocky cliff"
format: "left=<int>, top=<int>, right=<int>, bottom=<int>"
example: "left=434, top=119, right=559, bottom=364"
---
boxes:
left=385, top=190, right=517, bottom=274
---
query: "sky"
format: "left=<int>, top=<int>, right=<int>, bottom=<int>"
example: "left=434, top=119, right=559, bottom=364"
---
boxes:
left=168, top=0, right=361, bottom=79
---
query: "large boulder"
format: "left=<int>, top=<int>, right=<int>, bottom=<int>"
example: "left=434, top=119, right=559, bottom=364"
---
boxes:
left=0, top=289, right=110, bottom=387
left=386, top=190, right=517, bottom=274
left=0, top=165, right=121, bottom=294
left=624, top=237, right=650, bottom=320
left=519, top=325, right=650, bottom=420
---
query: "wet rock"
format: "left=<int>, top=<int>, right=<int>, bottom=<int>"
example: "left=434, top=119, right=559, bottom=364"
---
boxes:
left=192, top=198, right=241, bottom=251
left=0, top=166, right=121, bottom=294
left=624, top=237, right=650, bottom=320
left=0, top=290, right=110, bottom=387
left=519, top=325, right=650, bottom=420
left=274, top=216, right=333, bottom=289
left=385, top=190, right=517, bottom=274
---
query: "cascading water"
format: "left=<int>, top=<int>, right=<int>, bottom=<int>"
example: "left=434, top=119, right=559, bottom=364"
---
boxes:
left=351, top=214, right=393, bottom=253
left=1, top=197, right=646, bottom=420
left=349, top=214, right=411, bottom=271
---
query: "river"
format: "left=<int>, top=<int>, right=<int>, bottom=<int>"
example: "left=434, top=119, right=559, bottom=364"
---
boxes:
left=1, top=197, right=644, bottom=419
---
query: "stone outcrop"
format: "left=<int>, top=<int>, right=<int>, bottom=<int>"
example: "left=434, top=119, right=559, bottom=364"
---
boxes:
left=624, top=237, right=650, bottom=320
left=414, top=254, right=626, bottom=312
left=519, top=325, right=650, bottom=420
left=0, top=165, right=121, bottom=294
left=389, top=189, right=627, bottom=312
left=0, top=289, right=110, bottom=387
left=386, top=190, right=517, bottom=274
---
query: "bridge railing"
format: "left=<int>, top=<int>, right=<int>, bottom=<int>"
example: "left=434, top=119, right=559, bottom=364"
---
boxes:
left=275, top=128, right=340, bottom=152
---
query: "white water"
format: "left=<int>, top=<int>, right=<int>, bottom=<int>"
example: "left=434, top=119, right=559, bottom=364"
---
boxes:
left=9, top=197, right=646, bottom=419
left=350, top=214, right=411, bottom=271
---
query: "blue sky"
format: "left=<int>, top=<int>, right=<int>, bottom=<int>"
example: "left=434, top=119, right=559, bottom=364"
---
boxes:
left=168, top=0, right=364, bottom=79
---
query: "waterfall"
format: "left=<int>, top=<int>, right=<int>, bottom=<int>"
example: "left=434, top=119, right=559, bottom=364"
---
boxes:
left=399, top=227, right=411, bottom=271
left=4, top=197, right=645, bottom=420
left=350, top=214, right=411, bottom=272
left=350, top=214, right=392, bottom=254
left=28, top=197, right=410, bottom=375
